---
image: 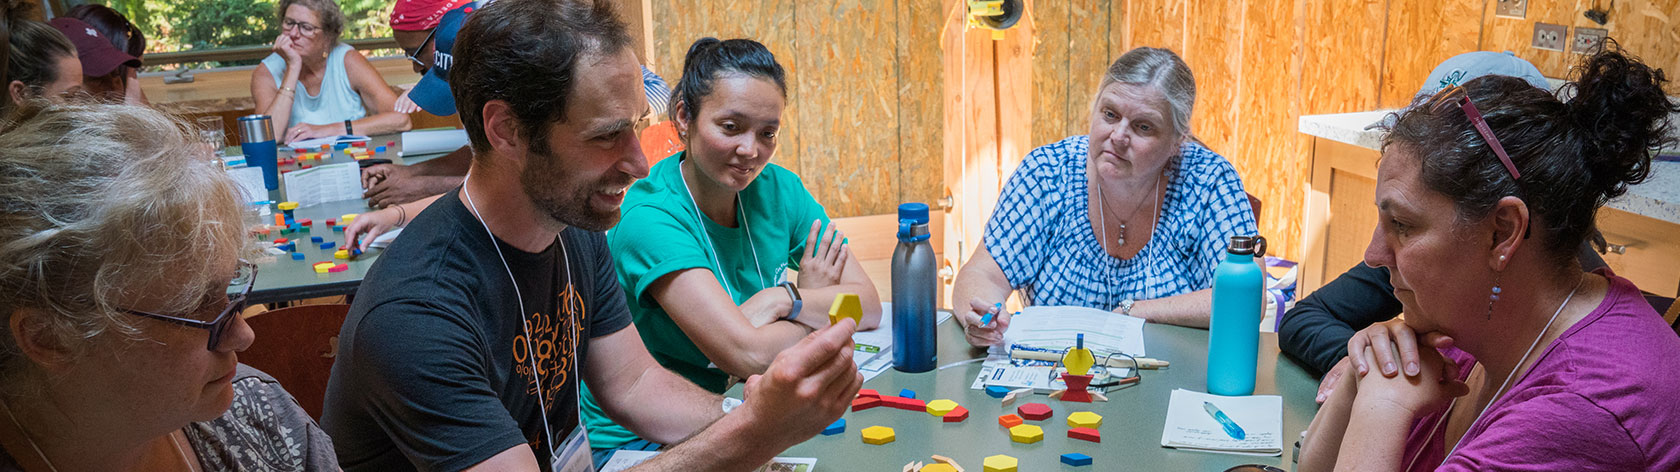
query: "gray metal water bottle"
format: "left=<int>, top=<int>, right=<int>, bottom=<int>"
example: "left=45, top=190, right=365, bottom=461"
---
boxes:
left=892, top=202, right=937, bottom=372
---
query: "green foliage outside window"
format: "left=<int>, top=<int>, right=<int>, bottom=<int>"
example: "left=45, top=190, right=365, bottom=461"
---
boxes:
left=75, top=0, right=396, bottom=69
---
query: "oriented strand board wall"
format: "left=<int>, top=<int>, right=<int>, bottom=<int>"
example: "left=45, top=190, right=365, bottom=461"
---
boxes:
left=1481, top=0, right=1680, bottom=88
left=1379, top=0, right=1486, bottom=108
left=648, top=0, right=943, bottom=217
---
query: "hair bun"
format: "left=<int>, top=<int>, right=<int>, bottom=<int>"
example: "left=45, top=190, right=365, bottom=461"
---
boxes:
left=1563, top=40, right=1679, bottom=200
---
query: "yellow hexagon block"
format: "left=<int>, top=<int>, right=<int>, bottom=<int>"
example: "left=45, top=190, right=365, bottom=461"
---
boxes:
left=925, top=399, right=959, bottom=416
left=982, top=454, right=1018, bottom=472
left=860, top=425, right=895, bottom=445
left=1007, top=424, right=1043, bottom=444
left=1067, top=410, right=1104, bottom=429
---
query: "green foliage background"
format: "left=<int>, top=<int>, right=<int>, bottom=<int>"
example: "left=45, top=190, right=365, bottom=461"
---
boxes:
left=79, top=0, right=393, bottom=56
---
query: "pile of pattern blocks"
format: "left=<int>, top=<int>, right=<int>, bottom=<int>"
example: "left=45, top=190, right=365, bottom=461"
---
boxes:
left=837, top=385, right=1104, bottom=470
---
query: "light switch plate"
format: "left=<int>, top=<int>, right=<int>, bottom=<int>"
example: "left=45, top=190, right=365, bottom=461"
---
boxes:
left=1573, top=27, right=1608, bottom=54
left=1532, top=23, right=1567, bottom=51
left=1496, top=0, right=1527, bottom=18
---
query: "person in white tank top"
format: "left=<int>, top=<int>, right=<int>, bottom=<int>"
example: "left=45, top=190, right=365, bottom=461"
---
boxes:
left=251, top=0, right=412, bottom=144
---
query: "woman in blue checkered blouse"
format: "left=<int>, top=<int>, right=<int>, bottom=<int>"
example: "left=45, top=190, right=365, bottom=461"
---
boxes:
left=950, top=47, right=1258, bottom=346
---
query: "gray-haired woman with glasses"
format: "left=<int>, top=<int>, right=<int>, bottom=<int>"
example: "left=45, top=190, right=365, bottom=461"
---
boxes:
left=0, top=104, right=338, bottom=470
left=251, top=0, right=411, bottom=145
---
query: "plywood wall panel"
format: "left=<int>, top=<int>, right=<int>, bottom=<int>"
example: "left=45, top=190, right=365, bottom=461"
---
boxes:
left=1237, top=0, right=1304, bottom=260
left=1125, top=0, right=1186, bottom=51
left=794, top=1, right=900, bottom=216
left=1067, top=0, right=1116, bottom=139
left=1481, top=0, right=1680, bottom=86
left=1182, top=0, right=1244, bottom=156
left=1301, top=0, right=1386, bottom=114
left=1379, top=0, right=1486, bottom=109
left=1031, top=0, right=1072, bottom=150
left=650, top=0, right=802, bottom=174
left=898, top=0, right=946, bottom=207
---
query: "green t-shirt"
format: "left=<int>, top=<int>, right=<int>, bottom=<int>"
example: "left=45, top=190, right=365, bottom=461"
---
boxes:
left=580, top=152, right=833, bottom=449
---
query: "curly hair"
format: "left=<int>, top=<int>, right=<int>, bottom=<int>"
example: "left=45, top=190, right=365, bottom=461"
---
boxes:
left=1382, top=41, right=1678, bottom=269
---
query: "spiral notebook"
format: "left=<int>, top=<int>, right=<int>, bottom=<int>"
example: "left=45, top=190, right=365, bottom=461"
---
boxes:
left=1161, top=389, right=1284, bottom=456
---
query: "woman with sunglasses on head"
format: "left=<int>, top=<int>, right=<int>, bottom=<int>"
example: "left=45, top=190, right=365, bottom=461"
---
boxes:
left=1298, top=44, right=1680, bottom=471
left=0, top=104, right=338, bottom=471
left=252, top=0, right=410, bottom=145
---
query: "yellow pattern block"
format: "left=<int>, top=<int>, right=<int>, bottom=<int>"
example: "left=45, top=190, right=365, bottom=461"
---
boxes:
left=982, top=454, right=1017, bottom=472
left=861, top=425, right=895, bottom=445
left=925, top=399, right=958, bottom=416
left=828, top=293, right=862, bottom=325
left=1067, top=411, right=1103, bottom=429
left=920, top=464, right=957, bottom=472
left=277, top=201, right=299, bottom=211
left=1007, top=424, right=1043, bottom=444
left=1063, top=347, right=1095, bottom=376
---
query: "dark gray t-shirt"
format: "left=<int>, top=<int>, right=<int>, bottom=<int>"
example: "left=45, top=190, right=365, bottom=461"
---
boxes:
left=321, top=190, right=631, bottom=472
left=1, top=365, right=337, bottom=471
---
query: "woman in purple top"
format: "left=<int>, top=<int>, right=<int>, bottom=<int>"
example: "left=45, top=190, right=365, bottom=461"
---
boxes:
left=1299, top=43, right=1680, bottom=471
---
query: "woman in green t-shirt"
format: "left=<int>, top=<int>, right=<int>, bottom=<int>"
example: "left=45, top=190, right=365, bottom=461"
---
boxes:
left=581, top=37, right=882, bottom=461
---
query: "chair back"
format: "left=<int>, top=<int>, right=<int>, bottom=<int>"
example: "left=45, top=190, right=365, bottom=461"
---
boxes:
left=639, top=120, right=685, bottom=168
left=239, top=304, right=350, bottom=420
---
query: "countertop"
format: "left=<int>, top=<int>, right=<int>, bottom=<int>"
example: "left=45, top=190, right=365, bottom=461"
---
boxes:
left=1300, top=110, right=1680, bottom=225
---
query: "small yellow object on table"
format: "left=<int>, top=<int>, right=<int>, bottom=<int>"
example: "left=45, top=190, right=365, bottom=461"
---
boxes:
left=1007, top=424, right=1042, bottom=444
left=925, top=399, right=958, bottom=416
left=982, top=454, right=1017, bottom=472
left=861, top=425, right=896, bottom=445
left=1067, top=411, right=1103, bottom=428
left=277, top=201, right=299, bottom=211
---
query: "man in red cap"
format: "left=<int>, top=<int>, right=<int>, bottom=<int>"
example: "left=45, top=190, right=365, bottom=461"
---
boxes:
left=360, top=0, right=479, bottom=209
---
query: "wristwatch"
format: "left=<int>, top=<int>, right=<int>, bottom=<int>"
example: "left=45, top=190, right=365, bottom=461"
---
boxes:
left=778, top=282, right=802, bottom=321
left=1118, top=297, right=1136, bottom=316
left=344, top=119, right=354, bottom=135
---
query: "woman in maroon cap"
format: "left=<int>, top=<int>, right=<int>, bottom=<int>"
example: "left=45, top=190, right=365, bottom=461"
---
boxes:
left=63, top=4, right=149, bottom=105
left=48, top=17, right=141, bottom=106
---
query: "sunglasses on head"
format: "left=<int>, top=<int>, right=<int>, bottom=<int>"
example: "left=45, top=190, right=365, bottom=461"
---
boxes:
left=1426, top=85, right=1522, bottom=180
left=120, top=261, right=257, bottom=351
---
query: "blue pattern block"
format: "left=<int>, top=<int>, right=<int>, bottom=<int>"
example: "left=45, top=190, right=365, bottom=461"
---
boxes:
left=985, top=385, right=1011, bottom=398
left=898, top=388, right=916, bottom=399
left=822, top=418, right=846, bottom=436
left=983, top=135, right=1258, bottom=310
left=1061, top=452, right=1093, bottom=466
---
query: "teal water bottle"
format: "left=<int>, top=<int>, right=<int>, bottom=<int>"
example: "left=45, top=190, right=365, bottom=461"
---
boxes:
left=1208, top=235, right=1265, bottom=396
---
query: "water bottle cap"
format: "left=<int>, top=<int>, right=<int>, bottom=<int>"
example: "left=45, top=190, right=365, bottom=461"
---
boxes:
left=1227, top=235, right=1267, bottom=257
left=897, top=202, right=930, bottom=225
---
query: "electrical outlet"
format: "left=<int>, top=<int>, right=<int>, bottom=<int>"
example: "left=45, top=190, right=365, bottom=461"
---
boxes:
left=1532, top=23, right=1567, bottom=51
left=1573, top=27, right=1607, bottom=54
left=1496, top=0, right=1527, bottom=18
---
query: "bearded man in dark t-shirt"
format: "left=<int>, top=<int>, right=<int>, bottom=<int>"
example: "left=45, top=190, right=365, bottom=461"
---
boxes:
left=320, top=1, right=862, bottom=470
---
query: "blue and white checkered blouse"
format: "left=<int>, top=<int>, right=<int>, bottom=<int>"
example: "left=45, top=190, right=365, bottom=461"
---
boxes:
left=984, top=135, right=1258, bottom=309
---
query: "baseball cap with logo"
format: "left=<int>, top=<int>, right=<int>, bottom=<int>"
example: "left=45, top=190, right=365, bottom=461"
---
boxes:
left=1370, top=51, right=1551, bottom=129
left=407, top=2, right=475, bottom=116
left=49, top=17, right=141, bottom=77
left=390, top=0, right=473, bottom=32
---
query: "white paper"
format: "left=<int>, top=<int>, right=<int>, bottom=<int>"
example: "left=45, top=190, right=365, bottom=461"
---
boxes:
left=1160, top=389, right=1283, bottom=456
left=600, top=450, right=815, bottom=472
left=287, top=134, right=370, bottom=150
left=400, top=128, right=470, bottom=155
left=225, top=166, right=268, bottom=203
left=369, top=227, right=404, bottom=248
left=997, top=305, right=1146, bottom=357
left=281, top=162, right=364, bottom=206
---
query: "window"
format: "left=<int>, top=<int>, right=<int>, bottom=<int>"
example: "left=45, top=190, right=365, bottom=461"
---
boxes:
left=50, top=0, right=399, bottom=70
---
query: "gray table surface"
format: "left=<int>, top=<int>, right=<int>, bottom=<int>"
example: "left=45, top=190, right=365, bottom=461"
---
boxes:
left=747, top=319, right=1317, bottom=471
left=238, top=132, right=453, bottom=304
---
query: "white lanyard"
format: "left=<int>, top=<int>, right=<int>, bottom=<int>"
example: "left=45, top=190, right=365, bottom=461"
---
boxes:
left=679, top=160, right=771, bottom=297
left=461, top=174, right=580, bottom=466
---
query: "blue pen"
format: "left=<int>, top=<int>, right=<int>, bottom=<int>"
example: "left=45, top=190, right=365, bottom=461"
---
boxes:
left=1203, top=401, right=1246, bottom=440
left=980, top=303, right=1002, bottom=326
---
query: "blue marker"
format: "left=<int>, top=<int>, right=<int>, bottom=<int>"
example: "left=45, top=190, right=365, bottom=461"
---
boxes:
left=1203, top=401, right=1246, bottom=440
left=980, top=302, right=1002, bottom=326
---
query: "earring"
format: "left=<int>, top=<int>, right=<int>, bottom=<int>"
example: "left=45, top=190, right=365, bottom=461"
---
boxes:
left=1488, top=272, right=1504, bottom=320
